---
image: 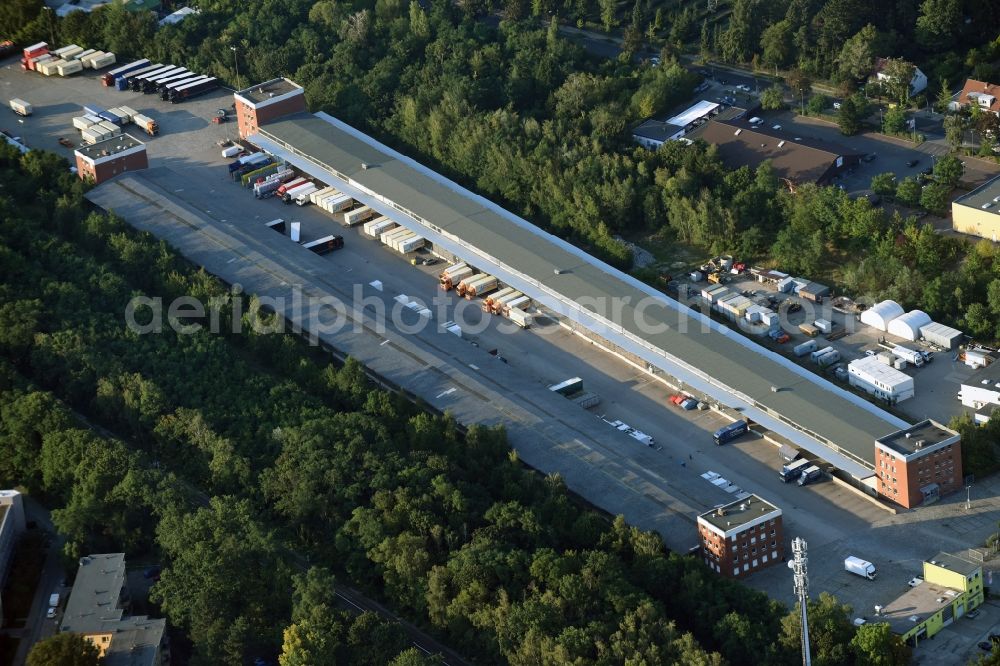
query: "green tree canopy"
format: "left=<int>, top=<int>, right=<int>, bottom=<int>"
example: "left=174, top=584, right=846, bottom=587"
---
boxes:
left=26, top=633, right=101, bottom=666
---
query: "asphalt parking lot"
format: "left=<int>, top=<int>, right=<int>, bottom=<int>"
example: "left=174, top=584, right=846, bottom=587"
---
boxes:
left=5, top=56, right=1000, bottom=655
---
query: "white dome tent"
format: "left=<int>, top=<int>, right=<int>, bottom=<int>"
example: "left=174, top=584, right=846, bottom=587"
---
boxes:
left=859, top=300, right=904, bottom=331
left=887, top=310, right=932, bottom=341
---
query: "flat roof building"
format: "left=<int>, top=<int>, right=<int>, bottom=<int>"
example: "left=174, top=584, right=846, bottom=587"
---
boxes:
left=957, top=358, right=1000, bottom=420
left=874, top=420, right=961, bottom=508
left=697, top=494, right=783, bottom=579
left=240, top=80, right=916, bottom=491
left=880, top=552, right=982, bottom=647
left=631, top=100, right=721, bottom=149
left=234, top=78, right=305, bottom=140
left=61, top=553, right=166, bottom=665
left=952, top=174, right=1000, bottom=241
left=687, top=119, right=861, bottom=188
left=848, top=356, right=914, bottom=404
left=0, top=491, right=25, bottom=626
left=74, top=134, right=147, bottom=184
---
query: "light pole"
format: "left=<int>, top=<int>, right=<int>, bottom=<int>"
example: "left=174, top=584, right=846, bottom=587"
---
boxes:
left=230, top=46, right=241, bottom=91
left=43, top=7, right=55, bottom=46
left=966, top=485, right=971, bottom=510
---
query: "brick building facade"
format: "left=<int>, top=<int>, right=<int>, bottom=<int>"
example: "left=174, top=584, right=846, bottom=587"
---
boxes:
left=875, top=420, right=962, bottom=508
left=74, top=134, right=148, bottom=184
left=234, top=78, right=306, bottom=140
left=697, top=494, right=784, bottom=579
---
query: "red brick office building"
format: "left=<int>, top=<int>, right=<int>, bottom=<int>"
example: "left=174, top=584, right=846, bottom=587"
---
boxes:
left=697, top=494, right=784, bottom=579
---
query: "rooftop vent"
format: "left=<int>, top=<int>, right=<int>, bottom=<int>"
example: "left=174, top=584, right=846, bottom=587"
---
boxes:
left=739, top=503, right=747, bottom=511
left=717, top=507, right=726, bottom=517
left=361, top=162, right=369, bottom=170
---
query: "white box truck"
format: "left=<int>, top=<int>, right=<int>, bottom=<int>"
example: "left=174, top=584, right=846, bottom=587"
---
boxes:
left=10, top=98, right=33, bottom=116
left=293, top=183, right=319, bottom=205
left=844, top=556, right=876, bottom=580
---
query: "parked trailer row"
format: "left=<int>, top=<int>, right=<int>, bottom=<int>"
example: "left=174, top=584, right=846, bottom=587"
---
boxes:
left=169, top=77, right=219, bottom=103
left=240, top=162, right=281, bottom=187
left=281, top=181, right=315, bottom=204
left=147, top=69, right=193, bottom=94
left=322, top=193, right=353, bottom=214
left=308, top=186, right=339, bottom=205
left=386, top=230, right=417, bottom=253
left=363, top=217, right=395, bottom=238
left=292, top=183, right=320, bottom=205
left=439, top=263, right=472, bottom=291
left=464, top=275, right=498, bottom=299
left=111, top=59, right=163, bottom=90
left=254, top=170, right=296, bottom=198
left=159, top=75, right=209, bottom=100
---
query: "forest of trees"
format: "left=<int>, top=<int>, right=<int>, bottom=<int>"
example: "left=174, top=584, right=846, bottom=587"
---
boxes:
left=0, top=139, right=913, bottom=663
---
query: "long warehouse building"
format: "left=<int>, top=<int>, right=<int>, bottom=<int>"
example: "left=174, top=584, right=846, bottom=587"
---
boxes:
left=236, top=78, right=917, bottom=491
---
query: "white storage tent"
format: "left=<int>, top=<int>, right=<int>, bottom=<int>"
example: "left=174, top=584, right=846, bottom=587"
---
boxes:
left=887, top=310, right=932, bottom=341
left=859, top=300, right=904, bottom=331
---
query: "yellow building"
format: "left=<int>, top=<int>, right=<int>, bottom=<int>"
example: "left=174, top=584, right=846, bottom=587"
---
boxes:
left=60, top=554, right=167, bottom=665
left=879, top=552, right=984, bottom=648
left=953, top=174, right=1000, bottom=241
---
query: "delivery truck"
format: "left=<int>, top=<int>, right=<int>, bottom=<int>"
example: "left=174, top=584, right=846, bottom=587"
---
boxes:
left=159, top=75, right=208, bottom=99
left=797, top=465, right=822, bottom=486
left=508, top=308, right=533, bottom=329
left=779, top=458, right=810, bottom=483
left=276, top=177, right=307, bottom=197
left=302, top=235, right=345, bottom=255
left=132, top=114, right=159, bottom=136
left=844, top=556, right=876, bottom=580
left=9, top=98, right=32, bottom=116
left=282, top=181, right=315, bottom=204
left=293, top=183, right=320, bottom=205
left=713, top=420, right=749, bottom=445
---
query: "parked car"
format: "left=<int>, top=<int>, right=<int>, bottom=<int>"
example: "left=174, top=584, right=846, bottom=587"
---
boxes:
left=833, top=101, right=842, bottom=109
left=772, top=124, right=782, bottom=130
left=966, top=609, right=980, bottom=619
left=862, top=154, right=876, bottom=162
left=906, top=159, right=919, bottom=167
left=907, top=577, right=923, bottom=587
left=46, top=607, right=57, bottom=619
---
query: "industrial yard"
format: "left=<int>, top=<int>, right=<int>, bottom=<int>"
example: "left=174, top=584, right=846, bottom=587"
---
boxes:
left=3, top=51, right=999, bottom=664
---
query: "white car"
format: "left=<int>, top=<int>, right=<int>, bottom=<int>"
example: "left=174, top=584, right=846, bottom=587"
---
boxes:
left=772, top=124, right=782, bottom=130
left=46, top=607, right=56, bottom=619
left=865, top=350, right=876, bottom=357
left=736, top=84, right=751, bottom=92
left=908, top=577, right=923, bottom=587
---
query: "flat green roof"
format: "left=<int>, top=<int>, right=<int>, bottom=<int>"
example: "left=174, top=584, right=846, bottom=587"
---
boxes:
left=253, top=112, right=909, bottom=473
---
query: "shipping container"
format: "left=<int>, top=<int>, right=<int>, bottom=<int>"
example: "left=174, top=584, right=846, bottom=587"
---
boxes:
left=79, top=50, right=104, bottom=67
left=72, top=116, right=96, bottom=131
left=503, top=295, right=531, bottom=314
left=81, top=127, right=103, bottom=144
left=380, top=227, right=412, bottom=245
left=343, top=205, right=375, bottom=226
left=53, top=45, right=82, bottom=58
left=72, top=48, right=97, bottom=62
left=37, top=59, right=66, bottom=76
left=97, top=120, right=122, bottom=136
left=56, top=59, right=83, bottom=76
left=89, top=53, right=117, bottom=70
left=398, top=235, right=425, bottom=254
left=323, top=193, right=353, bottom=213
left=389, top=231, right=416, bottom=252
